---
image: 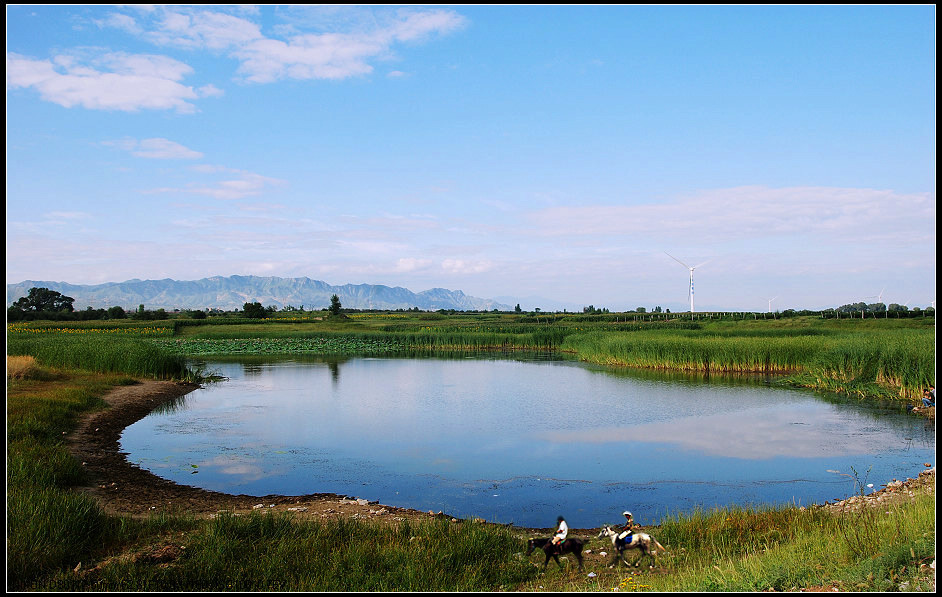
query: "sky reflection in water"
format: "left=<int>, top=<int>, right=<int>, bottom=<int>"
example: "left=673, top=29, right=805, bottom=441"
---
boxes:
left=120, top=356, right=934, bottom=528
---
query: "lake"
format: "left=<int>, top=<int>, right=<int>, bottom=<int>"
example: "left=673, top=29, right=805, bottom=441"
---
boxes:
left=120, top=354, right=934, bottom=529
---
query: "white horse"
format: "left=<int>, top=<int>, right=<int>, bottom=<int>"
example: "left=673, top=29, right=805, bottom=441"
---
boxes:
left=597, top=525, right=666, bottom=569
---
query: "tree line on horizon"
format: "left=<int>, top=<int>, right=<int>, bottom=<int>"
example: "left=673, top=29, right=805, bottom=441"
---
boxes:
left=6, top=286, right=935, bottom=322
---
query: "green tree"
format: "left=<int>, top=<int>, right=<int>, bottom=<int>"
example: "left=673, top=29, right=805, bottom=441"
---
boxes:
left=243, top=301, right=268, bottom=319
left=329, top=294, right=342, bottom=316
left=10, top=287, right=75, bottom=313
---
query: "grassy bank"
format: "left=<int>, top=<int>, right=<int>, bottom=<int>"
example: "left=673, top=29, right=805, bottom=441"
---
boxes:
left=560, top=319, right=934, bottom=402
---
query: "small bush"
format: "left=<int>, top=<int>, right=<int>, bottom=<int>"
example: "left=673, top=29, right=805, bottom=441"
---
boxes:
left=8, top=355, right=43, bottom=380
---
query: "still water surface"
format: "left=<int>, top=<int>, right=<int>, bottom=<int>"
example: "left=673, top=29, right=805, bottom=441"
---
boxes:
left=121, top=354, right=934, bottom=528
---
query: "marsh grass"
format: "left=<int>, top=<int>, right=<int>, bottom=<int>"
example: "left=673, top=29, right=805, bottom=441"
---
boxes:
left=624, top=496, right=935, bottom=592
left=7, top=334, right=193, bottom=380
left=562, top=324, right=933, bottom=401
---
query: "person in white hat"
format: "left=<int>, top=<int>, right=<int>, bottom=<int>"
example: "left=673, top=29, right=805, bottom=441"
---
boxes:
left=616, top=510, right=635, bottom=544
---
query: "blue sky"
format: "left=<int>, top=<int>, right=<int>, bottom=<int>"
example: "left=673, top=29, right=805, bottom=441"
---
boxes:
left=6, top=5, right=936, bottom=312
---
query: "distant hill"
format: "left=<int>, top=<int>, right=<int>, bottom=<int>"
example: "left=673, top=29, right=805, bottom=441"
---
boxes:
left=6, top=276, right=514, bottom=312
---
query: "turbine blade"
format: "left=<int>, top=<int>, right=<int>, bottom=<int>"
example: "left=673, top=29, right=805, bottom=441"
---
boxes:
left=664, top=252, right=690, bottom=268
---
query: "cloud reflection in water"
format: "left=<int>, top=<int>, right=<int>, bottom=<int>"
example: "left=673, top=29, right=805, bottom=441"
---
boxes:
left=539, top=405, right=900, bottom=460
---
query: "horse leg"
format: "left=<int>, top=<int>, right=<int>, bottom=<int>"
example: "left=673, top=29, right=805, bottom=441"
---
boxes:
left=608, top=548, right=628, bottom=568
left=553, top=553, right=564, bottom=570
left=643, top=546, right=657, bottom=569
left=574, top=551, right=585, bottom=572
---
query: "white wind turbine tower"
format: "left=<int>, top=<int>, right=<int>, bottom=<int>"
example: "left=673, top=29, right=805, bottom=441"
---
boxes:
left=865, top=286, right=887, bottom=318
left=768, top=296, right=778, bottom=313
left=665, top=252, right=710, bottom=313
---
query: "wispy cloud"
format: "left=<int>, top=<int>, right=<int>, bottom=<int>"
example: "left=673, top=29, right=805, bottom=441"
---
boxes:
left=104, top=137, right=204, bottom=159
left=100, top=6, right=467, bottom=84
left=141, top=9, right=264, bottom=50
left=527, top=186, right=934, bottom=246
left=146, top=168, right=287, bottom=200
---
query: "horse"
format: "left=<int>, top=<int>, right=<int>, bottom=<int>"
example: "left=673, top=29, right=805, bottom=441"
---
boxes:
left=525, top=536, right=587, bottom=572
left=597, top=525, right=666, bottom=569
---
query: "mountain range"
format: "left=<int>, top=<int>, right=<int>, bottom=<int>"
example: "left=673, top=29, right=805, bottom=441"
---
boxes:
left=6, top=275, right=515, bottom=312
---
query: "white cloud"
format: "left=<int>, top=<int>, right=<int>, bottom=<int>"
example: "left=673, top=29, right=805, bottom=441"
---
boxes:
left=441, top=259, right=493, bottom=274
left=233, top=34, right=385, bottom=83
left=105, top=137, right=204, bottom=159
left=6, top=51, right=204, bottom=113
left=393, top=258, right=433, bottom=273
left=144, top=9, right=264, bottom=50
left=383, top=9, right=467, bottom=43
left=97, top=12, right=141, bottom=35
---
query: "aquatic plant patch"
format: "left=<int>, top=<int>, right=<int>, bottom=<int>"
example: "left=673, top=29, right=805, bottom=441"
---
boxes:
left=150, top=337, right=407, bottom=356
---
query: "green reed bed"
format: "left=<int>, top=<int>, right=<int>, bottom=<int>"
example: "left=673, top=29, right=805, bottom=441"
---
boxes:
left=167, top=326, right=573, bottom=354
left=562, top=330, right=823, bottom=373
left=562, top=326, right=934, bottom=402
left=7, top=334, right=191, bottom=380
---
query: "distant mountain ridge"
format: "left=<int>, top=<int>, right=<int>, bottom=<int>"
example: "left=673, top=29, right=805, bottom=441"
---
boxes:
left=6, top=275, right=514, bottom=312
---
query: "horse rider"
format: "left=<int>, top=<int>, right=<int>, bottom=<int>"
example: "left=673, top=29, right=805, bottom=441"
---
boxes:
left=550, top=515, right=568, bottom=553
left=616, top=510, right=635, bottom=546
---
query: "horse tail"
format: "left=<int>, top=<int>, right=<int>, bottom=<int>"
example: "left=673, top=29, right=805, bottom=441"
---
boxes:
left=651, top=537, right=666, bottom=554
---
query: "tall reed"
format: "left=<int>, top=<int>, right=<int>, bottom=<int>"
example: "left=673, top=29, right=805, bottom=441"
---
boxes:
left=562, top=326, right=934, bottom=401
left=7, top=335, right=191, bottom=380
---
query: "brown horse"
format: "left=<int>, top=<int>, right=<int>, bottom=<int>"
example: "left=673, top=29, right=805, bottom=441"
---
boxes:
left=525, top=537, right=587, bottom=572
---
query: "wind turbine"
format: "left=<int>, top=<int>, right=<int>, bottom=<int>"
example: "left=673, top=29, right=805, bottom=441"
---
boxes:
left=865, top=286, right=887, bottom=318
left=665, top=252, right=710, bottom=312
left=768, top=296, right=778, bottom=313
